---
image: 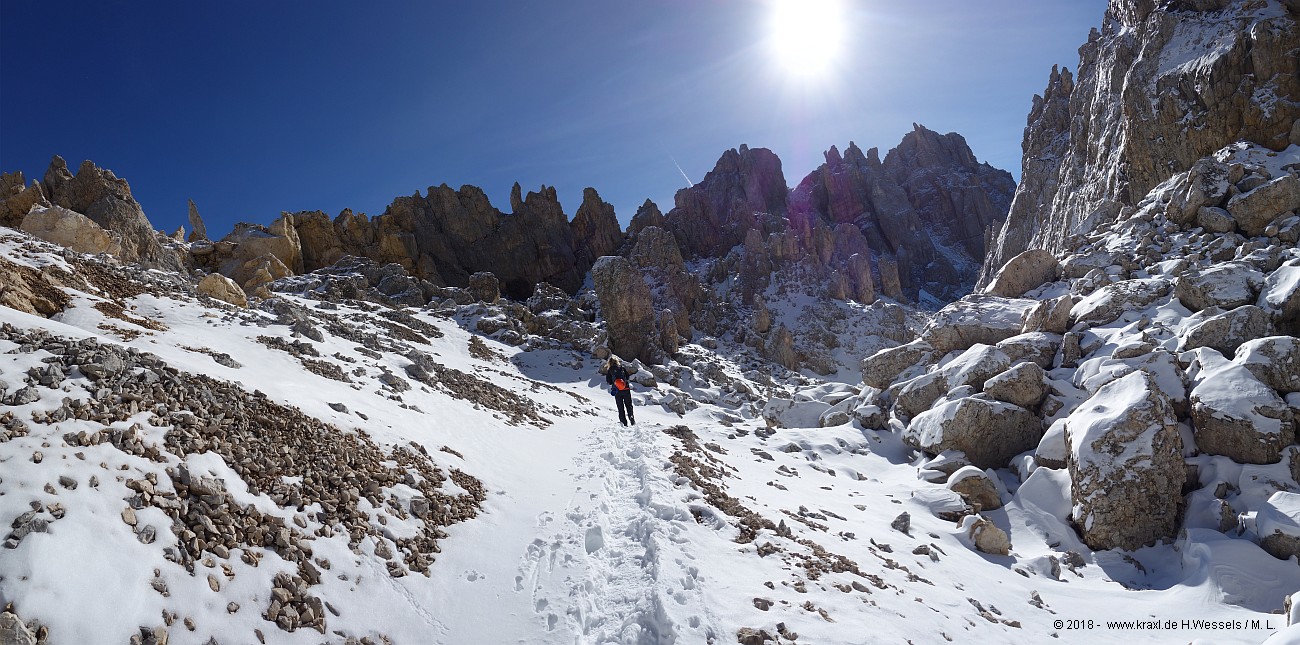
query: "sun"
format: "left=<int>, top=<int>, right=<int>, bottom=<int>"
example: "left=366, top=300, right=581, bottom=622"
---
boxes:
left=768, top=0, right=846, bottom=79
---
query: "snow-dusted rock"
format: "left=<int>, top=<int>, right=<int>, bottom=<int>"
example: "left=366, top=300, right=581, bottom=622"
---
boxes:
left=1196, top=205, right=1236, bottom=233
left=921, top=295, right=1037, bottom=353
left=1070, top=278, right=1171, bottom=327
left=890, top=344, right=1010, bottom=419
left=1020, top=295, right=1074, bottom=334
left=1178, top=305, right=1273, bottom=356
left=197, top=272, right=248, bottom=307
left=905, top=396, right=1041, bottom=470
left=996, top=331, right=1062, bottom=369
left=947, top=466, right=1003, bottom=511
left=1189, top=350, right=1294, bottom=465
left=1259, top=261, right=1300, bottom=333
left=1074, top=349, right=1188, bottom=416
left=859, top=339, right=936, bottom=390
left=985, top=249, right=1060, bottom=298
left=1257, top=491, right=1300, bottom=561
left=1235, top=336, right=1300, bottom=393
left=1174, top=261, right=1263, bottom=312
left=1226, top=174, right=1300, bottom=237
left=1061, top=250, right=1119, bottom=280
left=983, top=361, right=1047, bottom=409
left=1066, top=371, right=1183, bottom=551
left=912, top=486, right=968, bottom=522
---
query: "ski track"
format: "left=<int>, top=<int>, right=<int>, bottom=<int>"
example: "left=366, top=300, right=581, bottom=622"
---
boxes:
left=515, top=421, right=719, bottom=644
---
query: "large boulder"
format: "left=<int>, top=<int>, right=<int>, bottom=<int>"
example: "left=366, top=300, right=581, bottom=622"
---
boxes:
left=890, top=344, right=1010, bottom=419
left=1178, top=305, right=1273, bottom=356
left=1226, top=174, right=1300, bottom=237
left=983, top=362, right=1048, bottom=409
left=592, top=256, right=659, bottom=364
left=1189, top=349, right=1294, bottom=464
left=905, top=396, right=1042, bottom=469
left=1235, top=336, right=1300, bottom=393
left=860, top=340, right=937, bottom=390
left=1257, top=491, right=1300, bottom=561
left=921, top=295, right=1037, bottom=353
left=1174, top=261, right=1263, bottom=312
left=985, top=249, right=1061, bottom=298
left=197, top=273, right=248, bottom=307
left=20, top=205, right=122, bottom=256
left=995, top=332, right=1062, bottom=369
left=1070, top=278, right=1171, bottom=327
left=629, top=226, right=697, bottom=341
left=1020, top=295, right=1074, bottom=334
left=1066, top=371, right=1184, bottom=551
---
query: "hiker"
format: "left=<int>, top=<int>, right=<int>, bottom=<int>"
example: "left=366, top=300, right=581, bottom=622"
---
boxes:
left=604, top=355, right=635, bottom=426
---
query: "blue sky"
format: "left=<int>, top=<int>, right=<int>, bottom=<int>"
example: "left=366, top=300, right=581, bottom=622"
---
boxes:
left=1, top=1, right=1107, bottom=238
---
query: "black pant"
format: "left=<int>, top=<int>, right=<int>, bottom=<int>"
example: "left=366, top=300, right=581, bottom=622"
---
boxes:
left=614, top=389, right=634, bottom=425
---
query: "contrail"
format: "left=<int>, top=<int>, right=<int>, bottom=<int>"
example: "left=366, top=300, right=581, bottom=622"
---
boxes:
left=669, top=155, right=694, bottom=187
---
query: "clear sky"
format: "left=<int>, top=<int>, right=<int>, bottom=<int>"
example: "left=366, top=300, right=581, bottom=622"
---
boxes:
left=1, top=0, right=1108, bottom=238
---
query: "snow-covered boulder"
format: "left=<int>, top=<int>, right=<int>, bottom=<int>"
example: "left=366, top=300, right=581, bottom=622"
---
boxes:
left=1235, top=336, right=1300, bottom=393
left=859, top=340, right=936, bottom=390
left=920, top=295, right=1037, bottom=354
left=1226, top=174, right=1300, bottom=237
left=1174, top=261, right=1263, bottom=312
left=1070, top=278, right=1171, bottom=328
left=1020, top=295, right=1074, bottom=334
left=1035, top=418, right=1067, bottom=469
left=890, top=344, right=1010, bottom=419
left=947, top=466, right=1003, bottom=511
left=905, top=396, right=1041, bottom=470
left=1257, top=491, right=1300, bottom=561
left=985, top=249, right=1060, bottom=298
left=996, top=332, right=1062, bottom=369
left=1066, top=371, right=1183, bottom=551
left=983, top=361, right=1047, bottom=409
left=1178, top=305, right=1273, bottom=356
left=1074, top=349, right=1188, bottom=416
left=1259, top=261, right=1300, bottom=333
left=1189, top=350, right=1294, bottom=465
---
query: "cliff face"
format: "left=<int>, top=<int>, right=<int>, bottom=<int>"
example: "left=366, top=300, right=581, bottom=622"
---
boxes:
left=981, top=0, right=1300, bottom=285
left=289, top=183, right=621, bottom=300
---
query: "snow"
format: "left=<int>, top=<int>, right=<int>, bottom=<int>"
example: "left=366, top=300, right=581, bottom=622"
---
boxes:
left=1, top=229, right=1299, bottom=644
left=1066, top=371, right=1165, bottom=477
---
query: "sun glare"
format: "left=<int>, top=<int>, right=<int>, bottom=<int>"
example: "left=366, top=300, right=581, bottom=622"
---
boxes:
left=768, top=0, right=846, bottom=79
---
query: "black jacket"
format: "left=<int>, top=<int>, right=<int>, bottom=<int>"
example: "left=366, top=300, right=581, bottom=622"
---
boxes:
left=606, top=363, right=630, bottom=388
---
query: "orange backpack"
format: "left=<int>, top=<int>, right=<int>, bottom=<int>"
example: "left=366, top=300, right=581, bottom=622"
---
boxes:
left=614, top=378, right=628, bottom=391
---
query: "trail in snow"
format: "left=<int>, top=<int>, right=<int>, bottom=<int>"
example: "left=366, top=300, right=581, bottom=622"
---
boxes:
left=515, top=420, right=720, bottom=644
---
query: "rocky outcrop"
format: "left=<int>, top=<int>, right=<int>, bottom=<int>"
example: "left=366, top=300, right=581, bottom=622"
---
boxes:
left=981, top=1, right=1300, bottom=286
left=570, top=188, right=624, bottom=274
left=0, top=171, right=49, bottom=228
left=187, top=199, right=209, bottom=242
left=197, top=273, right=248, bottom=307
left=592, top=256, right=660, bottom=364
left=286, top=183, right=592, bottom=300
left=663, top=145, right=788, bottom=260
left=40, top=157, right=178, bottom=270
left=985, top=249, right=1061, bottom=298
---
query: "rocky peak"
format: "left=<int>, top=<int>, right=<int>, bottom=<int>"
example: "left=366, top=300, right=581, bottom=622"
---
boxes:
left=980, top=0, right=1300, bottom=285
left=627, top=199, right=666, bottom=240
left=570, top=187, right=623, bottom=273
left=665, top=145, right=788, bottom=258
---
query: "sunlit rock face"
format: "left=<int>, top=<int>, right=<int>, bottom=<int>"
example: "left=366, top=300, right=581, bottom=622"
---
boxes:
left=980, top=0, right=1300, bottom=286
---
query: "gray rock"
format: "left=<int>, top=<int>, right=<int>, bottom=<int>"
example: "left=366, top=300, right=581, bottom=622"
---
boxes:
left=1174, top=262, right=1263, bottom=312
left=1227, top=174, right=1300, bottom=237
left=983, top=362, right=1048, bottom=409
left=1258, top=262, right=1300, bottom=334
left=985, top=249, right=1061, bottom=298
left=921, top=295, right=1037, bottom=354
left=905, top=397, right=1042, bottom=469
left=1021, top=295, right=1074, bottom=334
left=996, top=332, right=1063, bottom=369
left=860, top=340, right=936, bottom=390
left=1178, top=305, right=1273, bottom=356
left=947, top=467, right=1003, bottom=511
left=1196, top=205, right=1236, bottom=233
left=1070, top=278, right=1171, bottom=327
left=0, top=612, right=37, bottom=645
